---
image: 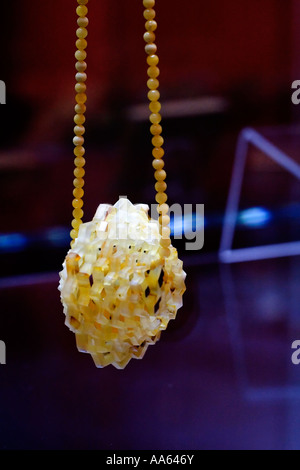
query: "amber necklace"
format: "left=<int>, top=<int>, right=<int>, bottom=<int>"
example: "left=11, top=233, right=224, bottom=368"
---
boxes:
left=59, top=0, right=186, bottom=369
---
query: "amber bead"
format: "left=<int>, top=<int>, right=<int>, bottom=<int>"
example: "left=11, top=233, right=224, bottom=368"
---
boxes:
left=70, top=229, right=78, bottom=240
left=155, top=181, right=167, bottom=192
left=78, top=0, right=88, bottom=5
left=73, top=136, right=84, bottom=146
left=150, top=124, right=162, bottom=135
left=74, top=146, right=85, bottom=157
left=148, top=66, right=160, bottom=78
left=77, top=17, right=89, bottom=28
left=145, top=44, right=157, bottom=55
left=149, top=101, right=161, bottom=113
left=74, top=125, right=85, bottom=136
left=76, top=72, right=87, bottom=82
left=147, top=78, right=159, bottom=90
left=75, top=93, right=87, bottom=105
left=152, top=135, right=164, bottom=148
left=76, top=61, right=87, bottom=72
left=144, top=9, right=156, bottom=20
left=72, top=219, right=82, bottom=230
left=143, top=0, right=155, bottom=7
left=75, top=50, right=87, bottom=61
left=74, top=157, right=86, bottom=168
left=147, top=54, right=159, bottom=66
left=75, top=83, right=86, bottom=93
left=73, top=208, right=84, bottom=219
left=159, top=247, right=170, bottom=258
left=76, top=28, right=88, bottom=39
left=145, top=20, right=157, bottom=31
left=152, top=147, right=164, bottom=158
left=144, top=31, right=155, bottom=43
left=75, top=103, right=86, bottom=114
left=74, top=167, right=85, bottom=178
left=160, top=237, right=171, bottom=247
left=155, top=192, right=168, bottom=204
left=153, top=159, right=165, bottom=171
left=76, top=39, right=87, bottom=50
left=73, top=178, right=85, bottom=188
left=155, top=170, right=167, bottom=181
left=74, top=114, right=86, bottom=125
left=159, top=215, right=171, bottom=227
left=73, top=188, right=84, bottom=199
left=76, top=5, right=88, bottom=17
left=73, top=199, right=84, bottom=209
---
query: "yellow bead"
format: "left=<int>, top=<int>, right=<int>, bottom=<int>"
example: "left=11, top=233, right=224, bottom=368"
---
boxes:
left=77, top=17, right=89, bottom=28
left=155, top=192, right=168, bottom=204
left=73, top=136, right=84, bottom=146
left=144, top=31, right=155, bottom=43
left=76, top=39, right=87, bottom=50
left=143, top=0, right=155, bottom=7
left=77, top=0, right=88, bottom=4
left=76, top=72, right=87, bottom=82
left=72, top=199, right=84, bottom=209
left=74, top=114, right=86, bottom=125
left=74, top=125, right=85, bottom=136
left=150, top=113, right=161, bottom=124
left=75, top=50, right=87, bottom=61
left=147, top=78, right=159, bottom=90
left=159, top=246, right=170, bottom=258
left=150, top=124, right=162, bottom=135
left=145, top=44, right=157, bottom=55
left=75, top=82, right=86, bottom=93
left=152, top=147, right=164, bottom=158
left=72, top=219, right=82, bottom=230
left=157, top=203, right=169, bottom=215
left=153, top=159, right=165, bottom=170
left=70, top=229, right=78, bottom=240
left=74, top=167, right=85, bottom=178
left=148, top=66, right=160, bottom=78
left=74, top=157, right=86, bottom=168
left=73, top=208, right=84, bottom=219
left=155, top=169, right=167, bottom=181
left=155, top=181, right=167, bottom=192
left=75, top=93, right=87, bottom=104
left=76, top=61, right=87, bottom=72
left=160, top=215, right=170, bottom=226
left=145, top=20, right=157, bottom=32
left=76, top=5, right=88, bottom=17
left=73, top=178, right=85, bottom=188
left=74, top=146, right=85, bottom=157
left=162, top=226, right=171, bottom=239
left=149, top=101, right=161, bottom=113
left=144, top=9, right=156, bottom=20
left=75, top=103, right=86, bottom=114
left=160, top=237, right=171, bottom=247
left=148, top=90, right=160, bottom=101
left=147, top=54, right=159, bottom=66
left=76, top=28, right=88, bottom=39
left=152, top=135, right=164, bottom=147
left=73, top=187, right=84, bottom=198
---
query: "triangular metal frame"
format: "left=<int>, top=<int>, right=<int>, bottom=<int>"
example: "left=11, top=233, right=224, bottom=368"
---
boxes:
left=219, top=127, right=300, bottom=264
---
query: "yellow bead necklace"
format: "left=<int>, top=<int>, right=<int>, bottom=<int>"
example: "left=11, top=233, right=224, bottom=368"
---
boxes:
left=59, top=0, right=186, bottom=369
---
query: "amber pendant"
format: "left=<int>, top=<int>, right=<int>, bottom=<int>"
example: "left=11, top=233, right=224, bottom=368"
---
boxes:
left=59, top=199, right=186, bottom=369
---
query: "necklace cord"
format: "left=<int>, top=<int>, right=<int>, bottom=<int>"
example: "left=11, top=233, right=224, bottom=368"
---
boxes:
left=71, top=0, right=171, bottom=258
left=71, top=0, right=89, bottom=248
left=143, top=0, right=171, bottom=258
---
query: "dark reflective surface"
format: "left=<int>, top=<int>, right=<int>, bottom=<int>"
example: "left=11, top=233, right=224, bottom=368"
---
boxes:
left=1, top=256, right=300, bottom=450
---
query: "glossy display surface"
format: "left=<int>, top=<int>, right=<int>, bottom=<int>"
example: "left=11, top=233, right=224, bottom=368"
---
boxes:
left=1, top=256, right=299, bottom=449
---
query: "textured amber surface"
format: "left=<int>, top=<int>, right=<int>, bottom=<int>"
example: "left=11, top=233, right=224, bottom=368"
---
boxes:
left=59, top=199, right=186, bottom=369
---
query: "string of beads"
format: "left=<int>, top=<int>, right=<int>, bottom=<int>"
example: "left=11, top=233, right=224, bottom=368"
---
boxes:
left=143, top=0, right=171, bottom=258
left=71, top=0, right=89, bottom=247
